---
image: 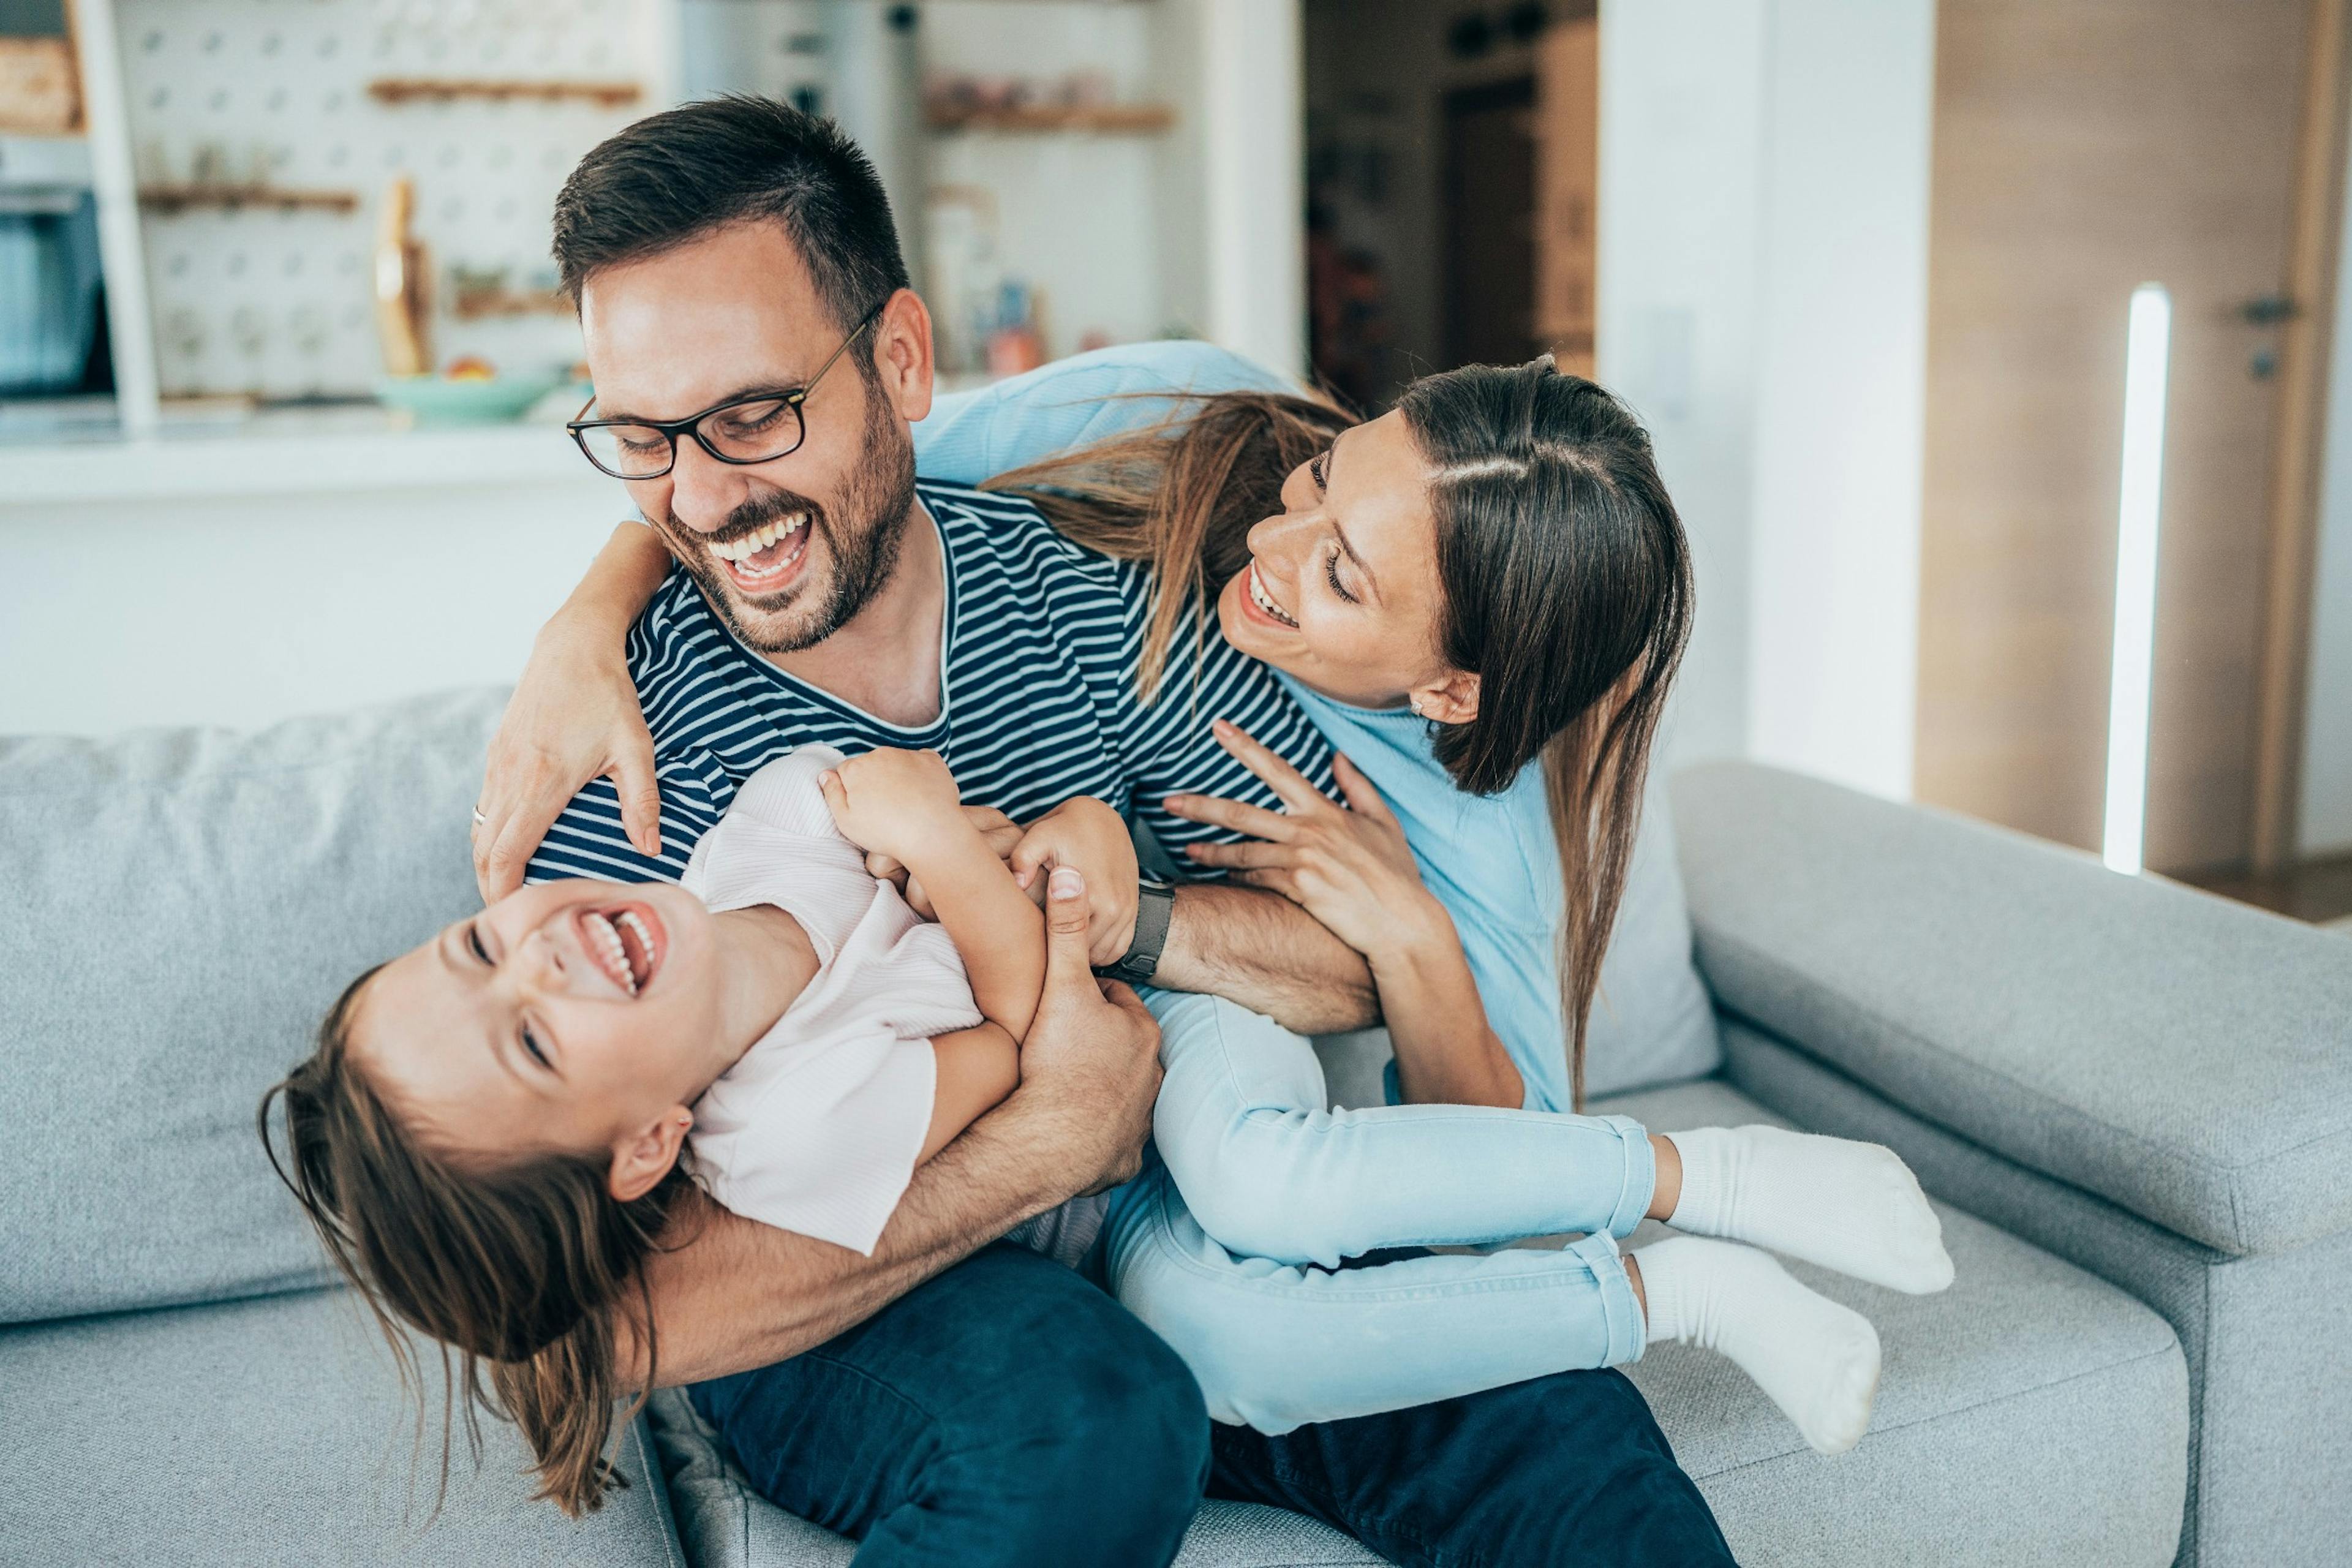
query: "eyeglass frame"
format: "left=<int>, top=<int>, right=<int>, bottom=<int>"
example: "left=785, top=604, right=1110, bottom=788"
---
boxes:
left=565, top=300, right=887, bottom=481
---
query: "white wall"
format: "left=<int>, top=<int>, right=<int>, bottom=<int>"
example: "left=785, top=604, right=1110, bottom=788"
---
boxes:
left=1193, top=0, right=1307, bottom=379
left=1596, top=0, right=1769, bottom=772
left=2300, top=112, right=2352, bottom=856
left=1743, top=0, right=1937, bottom=799
left=1599, top=0, right=1936, bottom=796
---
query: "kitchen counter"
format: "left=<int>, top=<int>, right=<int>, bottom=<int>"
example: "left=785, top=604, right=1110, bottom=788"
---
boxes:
left=0, top=405, right=605, bottom=506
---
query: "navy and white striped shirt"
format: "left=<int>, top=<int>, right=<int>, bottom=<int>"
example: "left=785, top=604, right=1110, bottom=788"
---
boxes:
left=526, top=480, right=1336, bottom=888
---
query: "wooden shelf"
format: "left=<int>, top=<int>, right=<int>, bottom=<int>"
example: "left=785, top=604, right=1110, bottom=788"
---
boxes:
left=451, top=286, right=569, bottom=321
left=367, top=78, right=644, bottom=108
left=138, top=183, right=358, bottom=214
left=924, top=104, right=1175, bottom=136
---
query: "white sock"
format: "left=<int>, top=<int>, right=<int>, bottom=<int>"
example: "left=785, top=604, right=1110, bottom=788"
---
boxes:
left=1637, top=1235, right=1881, bottom=1456
left=1663, top=1125, right=1954, bottom=1295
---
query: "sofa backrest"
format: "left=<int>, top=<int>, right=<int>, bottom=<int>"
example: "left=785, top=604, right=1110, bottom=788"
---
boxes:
left=0, top=689, right=500, bottom=1325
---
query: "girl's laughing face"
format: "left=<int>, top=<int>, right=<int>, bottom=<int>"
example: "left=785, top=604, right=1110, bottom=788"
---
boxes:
left=355, top=878, right=723, bottom=1163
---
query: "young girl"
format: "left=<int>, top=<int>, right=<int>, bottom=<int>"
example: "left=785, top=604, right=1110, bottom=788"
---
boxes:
left=267, top=733, right=1950, bottom=1519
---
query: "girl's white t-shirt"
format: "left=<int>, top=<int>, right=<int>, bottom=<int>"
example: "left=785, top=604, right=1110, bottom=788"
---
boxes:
left=682, top=745, right=981, bottom=1256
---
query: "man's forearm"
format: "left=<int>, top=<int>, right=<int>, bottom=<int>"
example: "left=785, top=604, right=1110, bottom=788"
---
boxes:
left=1153, top=882, right=1378, bottom=1035
left=630, top=1094, right=1079, bottom=1387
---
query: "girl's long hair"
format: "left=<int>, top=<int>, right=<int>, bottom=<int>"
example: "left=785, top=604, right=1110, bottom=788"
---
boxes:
left=258, top=968, right=695, bottom=1516
left=986, top=359, right=1692, bottom=1107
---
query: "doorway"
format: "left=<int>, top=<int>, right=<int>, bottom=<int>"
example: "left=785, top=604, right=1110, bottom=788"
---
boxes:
left=1442, top=75, right=1540, bottom=371
left=1302, top=1, right=1598, bottom=409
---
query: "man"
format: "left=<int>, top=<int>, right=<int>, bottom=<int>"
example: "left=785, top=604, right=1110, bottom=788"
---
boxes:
left=495, top=96, right=1732, bottom=1566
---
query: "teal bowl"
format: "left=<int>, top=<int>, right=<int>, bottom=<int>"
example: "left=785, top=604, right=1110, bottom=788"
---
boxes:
left=375, top=371, right=564, bottom=425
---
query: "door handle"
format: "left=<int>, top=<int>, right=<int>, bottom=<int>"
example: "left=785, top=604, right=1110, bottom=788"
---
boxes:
left=2239, top=293, right=2299, bottom=325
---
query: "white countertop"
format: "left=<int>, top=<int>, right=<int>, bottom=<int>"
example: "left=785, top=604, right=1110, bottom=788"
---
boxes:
left=0, top=405, right=617, bottom=505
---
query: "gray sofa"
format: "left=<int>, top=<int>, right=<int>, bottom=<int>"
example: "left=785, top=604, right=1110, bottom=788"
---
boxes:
left=3, top=689, right=2345, bottom=1566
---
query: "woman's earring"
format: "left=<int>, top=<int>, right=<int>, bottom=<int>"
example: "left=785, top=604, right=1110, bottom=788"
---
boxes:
left=1408, top=697, right=1425, bottom=718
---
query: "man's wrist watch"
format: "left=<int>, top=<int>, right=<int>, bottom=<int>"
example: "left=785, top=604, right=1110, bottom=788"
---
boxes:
left=1096, top=876, right=1175, bottom=986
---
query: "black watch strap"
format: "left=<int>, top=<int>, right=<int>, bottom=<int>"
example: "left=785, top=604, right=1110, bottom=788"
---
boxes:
left=1097, top=877, right=1175, bottom=986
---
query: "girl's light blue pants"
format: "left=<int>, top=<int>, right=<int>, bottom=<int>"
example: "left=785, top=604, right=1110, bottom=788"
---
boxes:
left=1100, top=991, right=1656, bottom=1434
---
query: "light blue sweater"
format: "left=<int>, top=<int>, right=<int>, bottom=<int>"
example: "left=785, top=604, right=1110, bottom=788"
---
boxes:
left=911, top=342, right=1575, bottom=1114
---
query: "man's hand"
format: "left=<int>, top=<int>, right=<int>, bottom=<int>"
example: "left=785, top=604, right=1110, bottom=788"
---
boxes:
left=1019, top=865, right=1161, bottom=1194
left=1009, top=798, right=1141, bottom=967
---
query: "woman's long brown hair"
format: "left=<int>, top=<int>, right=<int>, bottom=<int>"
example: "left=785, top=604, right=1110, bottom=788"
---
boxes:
left=259, top=968, right=696, bottom=1517
left=986, top=360, right=1691, bottom=1108
left=987, top=387, right=1355, bottom=704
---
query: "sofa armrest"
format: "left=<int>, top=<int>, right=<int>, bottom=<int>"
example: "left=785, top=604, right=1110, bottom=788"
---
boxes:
left=1669, top=760, right=2352, bottom=1256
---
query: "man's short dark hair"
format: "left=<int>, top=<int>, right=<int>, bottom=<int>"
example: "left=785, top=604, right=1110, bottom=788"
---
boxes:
left=551, top=94, right=909, bottom=341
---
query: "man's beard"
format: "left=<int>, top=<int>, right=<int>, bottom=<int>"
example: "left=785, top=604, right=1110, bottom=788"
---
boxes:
left=662, top=385, right=918, bottom=656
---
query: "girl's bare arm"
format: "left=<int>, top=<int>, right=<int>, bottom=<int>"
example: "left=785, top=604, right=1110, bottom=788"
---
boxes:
left=819, top=748, right=1049, bottom=1039
left=918, top=1023, right=1023, bottom=1162
left=907, top=834, right=1048, bottom=1039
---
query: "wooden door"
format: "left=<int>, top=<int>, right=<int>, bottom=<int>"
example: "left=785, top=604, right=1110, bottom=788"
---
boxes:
left=1915, top=0, right=2324, bottom=873
left=1442, top=75, right=1540, bottom=371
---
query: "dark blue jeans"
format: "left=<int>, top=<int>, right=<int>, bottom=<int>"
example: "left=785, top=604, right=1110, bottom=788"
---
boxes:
left=690, top=1242, right=1733, bottom=1567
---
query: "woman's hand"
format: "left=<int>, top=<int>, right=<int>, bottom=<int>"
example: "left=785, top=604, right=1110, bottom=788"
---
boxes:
left=1009, top=797, right=1141, bottom=967
left=1164, top=720, right=1450, bottom=967
left=1170, top=720, right=1523, bottom=1110
left=475, top=617, right=659, bottom=901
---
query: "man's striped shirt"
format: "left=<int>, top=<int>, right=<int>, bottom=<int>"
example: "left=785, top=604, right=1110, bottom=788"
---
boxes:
left=526, top=480, right=1336, bottom=889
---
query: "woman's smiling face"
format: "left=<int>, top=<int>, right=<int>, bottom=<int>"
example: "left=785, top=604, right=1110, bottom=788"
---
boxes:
left=1215, top=409, right=1466, bottom=714
left=354, top=879, right=723, bottom=1163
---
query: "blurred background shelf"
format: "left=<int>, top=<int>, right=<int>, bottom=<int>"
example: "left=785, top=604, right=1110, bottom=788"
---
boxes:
left=924, top=102, right=1173, bottom=134
left=450, top=285, right=571, bottom=320
left=365, top=77, right=646, bottom=107
left=136, top=182, right=358, bottom=214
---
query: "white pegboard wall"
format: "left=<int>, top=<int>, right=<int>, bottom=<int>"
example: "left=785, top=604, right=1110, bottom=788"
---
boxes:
left=116, top=0, right=668, bottom=399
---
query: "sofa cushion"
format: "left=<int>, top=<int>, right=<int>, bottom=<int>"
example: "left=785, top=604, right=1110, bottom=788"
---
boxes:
left=1717, top=1017, right=2352, bottom=1568
left=1308, top=790, right=1722, bottom=1109
left=0, top=688, right=501, bottom=1323
left=1671, top=760, right=2352, bottom=1257
left=1583, top=785, right=1722, bottom=1096
left=0, top=1285, right=682, bottom=1566
left=1597, top=1078, right=2189, bottom=1567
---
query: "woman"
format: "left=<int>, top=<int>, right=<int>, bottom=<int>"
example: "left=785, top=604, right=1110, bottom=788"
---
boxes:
left=472, top=350, right=1950, bottom=1448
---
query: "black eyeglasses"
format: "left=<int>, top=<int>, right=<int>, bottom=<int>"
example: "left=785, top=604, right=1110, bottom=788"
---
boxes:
left=567, top=303, right=885, bottom=481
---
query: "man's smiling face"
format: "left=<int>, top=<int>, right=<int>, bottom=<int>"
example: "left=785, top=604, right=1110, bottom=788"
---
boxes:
left=579, top=221, right=929, bottom=654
